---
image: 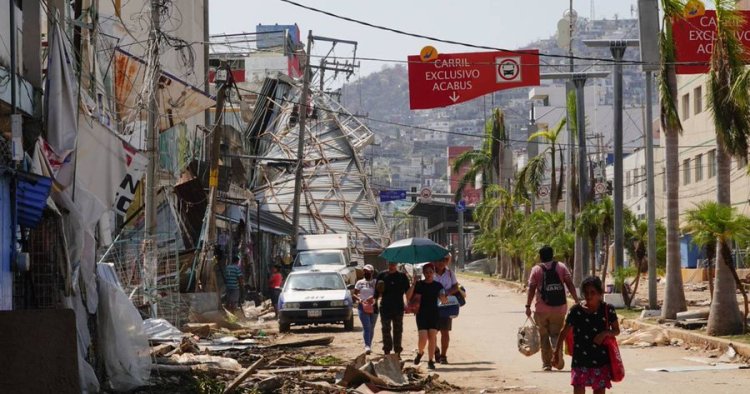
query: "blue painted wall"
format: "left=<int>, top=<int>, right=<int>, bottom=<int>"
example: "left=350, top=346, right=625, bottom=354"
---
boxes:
left=680, top=234, right=703, bottom=269
left=0, top=175, right=13, bottom=310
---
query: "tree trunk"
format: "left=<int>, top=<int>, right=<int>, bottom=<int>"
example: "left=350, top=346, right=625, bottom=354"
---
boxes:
left=627, top=262, right=644, bottom=308
left=550, top=145, right=557, bottom=213
left=573, top=235, right=584, bottom=288
left=590, top=237, right=597, bottom=279
left=661, top=122, right=687, bottom=319
left=600, top=237, right=610, bottom=288
left=723, top=244, right=749, bottom=334
left=707, top=239, right=744, bottom=335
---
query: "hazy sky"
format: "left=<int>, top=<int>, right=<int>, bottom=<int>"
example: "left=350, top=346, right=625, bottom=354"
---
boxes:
left=209, top=0, right=639, bottom=77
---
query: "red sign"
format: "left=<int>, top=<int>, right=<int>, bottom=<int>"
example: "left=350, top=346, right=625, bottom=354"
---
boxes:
left=408, top=50, right=540, bottom=110
left=673, top=10, right=750, bottom=74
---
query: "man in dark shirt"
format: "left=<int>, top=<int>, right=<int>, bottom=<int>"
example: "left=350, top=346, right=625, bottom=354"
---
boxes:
left=376, top=261, right=411, bottom=355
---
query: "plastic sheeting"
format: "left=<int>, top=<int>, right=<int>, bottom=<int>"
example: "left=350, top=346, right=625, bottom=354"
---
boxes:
left=97, top=263, right=151, bottom=391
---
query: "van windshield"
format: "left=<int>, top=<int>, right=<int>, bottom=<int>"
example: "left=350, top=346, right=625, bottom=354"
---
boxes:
left=296, top=250, right=345, bottom=266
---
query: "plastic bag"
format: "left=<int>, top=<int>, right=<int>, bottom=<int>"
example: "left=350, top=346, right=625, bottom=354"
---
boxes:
left=517, top=317, right=541, bottom=356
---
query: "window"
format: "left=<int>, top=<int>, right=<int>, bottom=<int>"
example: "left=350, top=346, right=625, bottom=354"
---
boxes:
left=708, top=149, right=717, bottom=177
left=695, top=154, right=703, bottom=182
left=694, top=86, right=703, bottom=114
left=626, top=171, right=631, bottom=199
left=682, top=93, right=690, bottom=120
left=683, top=158, right=691, bottom=185
left=640, top=166, right=646, bottom=196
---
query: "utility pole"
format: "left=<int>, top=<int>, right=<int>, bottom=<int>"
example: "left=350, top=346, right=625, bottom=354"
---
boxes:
left=541, top=71, right=609, bottom=285
left=457, top=206, right=465, bottom=268
left=583, top=39, right=639, bottom=275
left=291, top=31, right=314, bottom=249
left=144, top=0, right=161, bottom=238
left=205, top=63, right=232, bottom=259
left=291, top=32, right=358, bottom=249
left=639, top=0, right=661, bottom=310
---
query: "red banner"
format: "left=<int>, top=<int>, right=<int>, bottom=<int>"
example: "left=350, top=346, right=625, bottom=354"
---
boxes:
left=408, top=50, right=540, bottom=110
left=673, top=10, right=750, bottom=74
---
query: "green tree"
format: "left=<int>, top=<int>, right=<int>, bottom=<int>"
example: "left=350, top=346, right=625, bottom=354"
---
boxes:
left=705, top=0, right=750, bottom=336
left=576, top=197, right=614, bottom=284
left=517, top=118, right=566, bottom=213
left=451, top=108, right=507, bottom=202
left=684, top=202, right=750, bottom=335
left=659, top=0, right=688, bottom=320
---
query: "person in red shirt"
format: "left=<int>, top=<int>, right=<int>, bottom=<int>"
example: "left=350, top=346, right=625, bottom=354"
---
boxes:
left=268, top=265, right=284, bottom=317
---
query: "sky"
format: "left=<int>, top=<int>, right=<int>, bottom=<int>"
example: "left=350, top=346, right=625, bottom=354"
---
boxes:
left=209, top=0, right=640, bottom=77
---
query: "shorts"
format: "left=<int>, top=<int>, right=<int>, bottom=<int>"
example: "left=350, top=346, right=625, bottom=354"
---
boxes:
left=571, top=366, right=612, bottom=390
left=437, top=317, right=452, bottom=331
left=416, top=314, right=439, bottom=331
left=226, top=288, right=240, bottom=305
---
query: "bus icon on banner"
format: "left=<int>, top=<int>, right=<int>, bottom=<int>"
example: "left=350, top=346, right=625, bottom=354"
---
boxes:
left=496, top=57, right=521, bottom=83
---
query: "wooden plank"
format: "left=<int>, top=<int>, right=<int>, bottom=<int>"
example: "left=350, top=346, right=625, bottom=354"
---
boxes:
left=223, top=356, right=265, bottom=394
left=265, top=336, right=334, bottom=349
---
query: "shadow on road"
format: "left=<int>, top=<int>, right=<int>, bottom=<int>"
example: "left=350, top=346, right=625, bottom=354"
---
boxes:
left=433, top=366, right=495, bottom=372
left=440, top=361, right=495, bottom=366
left=289, top=325, right=362, bottom=334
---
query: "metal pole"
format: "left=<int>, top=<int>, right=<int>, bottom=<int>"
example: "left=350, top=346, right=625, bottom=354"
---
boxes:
left=645, top=71, right=658, bottom=309
left=457, top=207, right=465, bottom=268
left=9, top=0, right=17, bottom=113
left=566, top=2, right=575, bottom=228
left=611, top=42, right=627, bottom=271
left=145, top=0, right=161, bottom=238
left=573, top=75, right=589, bottom=277
left=291, top=31, right=313, bottom=248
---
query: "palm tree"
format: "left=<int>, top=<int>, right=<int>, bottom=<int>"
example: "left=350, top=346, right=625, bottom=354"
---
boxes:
left=659, top=0, right=688, bottom=320
left=705, top=0, right=750, bottom=336
left=624, top=217, right=667, bottom=307
left=451, top=108, right=507, bottom=202
left=517, top=118, right=567, bottom=212
left=684, top=202, right=750, bottom=335
left=576, top=197, right=613, bottom=282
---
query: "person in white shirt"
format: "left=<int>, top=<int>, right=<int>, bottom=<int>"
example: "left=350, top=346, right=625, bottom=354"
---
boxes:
left=354, top=265, right=378, bottom=354
left=433, top=255, right=458, bottom=364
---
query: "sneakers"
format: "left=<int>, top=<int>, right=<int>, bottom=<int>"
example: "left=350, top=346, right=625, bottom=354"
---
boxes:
left=543, top=365, right=552, bottom=371
left=434, top=347, right=441, bottom=361
left=365, top=346, right=372, bottom=355
left=439, top=355, right=448, bottom=364
left=414, top=352, right=423, bottom=365
left=427, top=361, right=436, bottom=370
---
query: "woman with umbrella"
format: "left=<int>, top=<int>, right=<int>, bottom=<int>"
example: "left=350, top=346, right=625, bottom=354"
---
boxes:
left=406, top=262, right=448, bottom=370
left=381, top=238, right=450, bottom=370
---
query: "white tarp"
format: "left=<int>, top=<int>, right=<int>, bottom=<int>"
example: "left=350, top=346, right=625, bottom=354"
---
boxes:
left=97, top=263, right=151, bottom=391
left=43, top=22, right=79, bottom=190
left=76, top=110, right=148, bottom=216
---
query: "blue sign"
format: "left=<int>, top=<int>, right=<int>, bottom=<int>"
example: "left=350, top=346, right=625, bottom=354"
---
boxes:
left=379, top=189, right=407, bottom=202
left=455, top=199, right=466, bottom=212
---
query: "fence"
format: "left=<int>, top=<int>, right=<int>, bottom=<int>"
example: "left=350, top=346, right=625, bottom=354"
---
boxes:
left=98, top=230, right=183, bottom=326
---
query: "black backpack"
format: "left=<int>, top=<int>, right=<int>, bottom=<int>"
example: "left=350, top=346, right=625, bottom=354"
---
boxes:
left=540, top=262, right=566, bottom=306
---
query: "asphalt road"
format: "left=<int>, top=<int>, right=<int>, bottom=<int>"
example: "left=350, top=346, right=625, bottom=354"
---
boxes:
left=285, top=274, right=750, bottom=393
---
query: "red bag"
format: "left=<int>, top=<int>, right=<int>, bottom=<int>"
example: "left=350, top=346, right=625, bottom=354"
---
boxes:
left=604, top=305, right=625, bottom=382
left=564, top=329, right=574, bottom=356
left=362, top=300, right=375, bottom=314
left=405, top=294, right=421, bottom=314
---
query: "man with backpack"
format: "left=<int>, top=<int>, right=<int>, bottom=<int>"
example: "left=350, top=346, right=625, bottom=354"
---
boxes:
left=525, top=245, right=580, bottom=371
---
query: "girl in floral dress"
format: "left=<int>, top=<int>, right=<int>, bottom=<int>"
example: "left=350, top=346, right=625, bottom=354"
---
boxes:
left=553, top=276, right=620, bottom=394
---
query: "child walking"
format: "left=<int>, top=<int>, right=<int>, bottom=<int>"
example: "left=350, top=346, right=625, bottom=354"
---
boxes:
left=553, top=276, right=620, bottom=394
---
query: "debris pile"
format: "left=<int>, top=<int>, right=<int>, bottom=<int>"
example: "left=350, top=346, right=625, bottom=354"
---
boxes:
left=140, top=312, right=455, bottom=393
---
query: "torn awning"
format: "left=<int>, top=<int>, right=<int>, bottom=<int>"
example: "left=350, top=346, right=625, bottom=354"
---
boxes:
left=114, top=48, right=215, bottom=132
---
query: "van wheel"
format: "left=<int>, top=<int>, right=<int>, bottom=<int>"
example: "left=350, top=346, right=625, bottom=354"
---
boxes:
left=344, top=316, right=354, bottom=331
left=279, top=322, right=291, bottom=333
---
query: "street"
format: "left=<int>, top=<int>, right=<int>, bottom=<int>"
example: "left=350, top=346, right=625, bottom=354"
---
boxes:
left=288, top=275, right=750, bottom=393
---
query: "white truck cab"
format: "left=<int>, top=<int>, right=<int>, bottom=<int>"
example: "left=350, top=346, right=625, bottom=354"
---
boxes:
left=293, top=234, right=358, bottom=286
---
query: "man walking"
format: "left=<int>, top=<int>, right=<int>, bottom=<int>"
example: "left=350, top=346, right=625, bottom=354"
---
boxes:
left=376, top=261, right=410, bottom=356
left=433, top=255, right=458, bottom=364
left=525, top=245, right=579, bottom=371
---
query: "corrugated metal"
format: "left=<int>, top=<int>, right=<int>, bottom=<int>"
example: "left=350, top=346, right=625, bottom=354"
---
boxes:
left=15, top=172, right=52, bottom=229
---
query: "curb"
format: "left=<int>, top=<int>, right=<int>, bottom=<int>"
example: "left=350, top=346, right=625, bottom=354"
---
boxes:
left=456, top=272, right=526, bottom=292
left=620, top=318, right=750, bottom=359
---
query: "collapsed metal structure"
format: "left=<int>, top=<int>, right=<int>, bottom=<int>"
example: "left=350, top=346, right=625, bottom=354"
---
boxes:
left=247, top=77, right=389, bottom=254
